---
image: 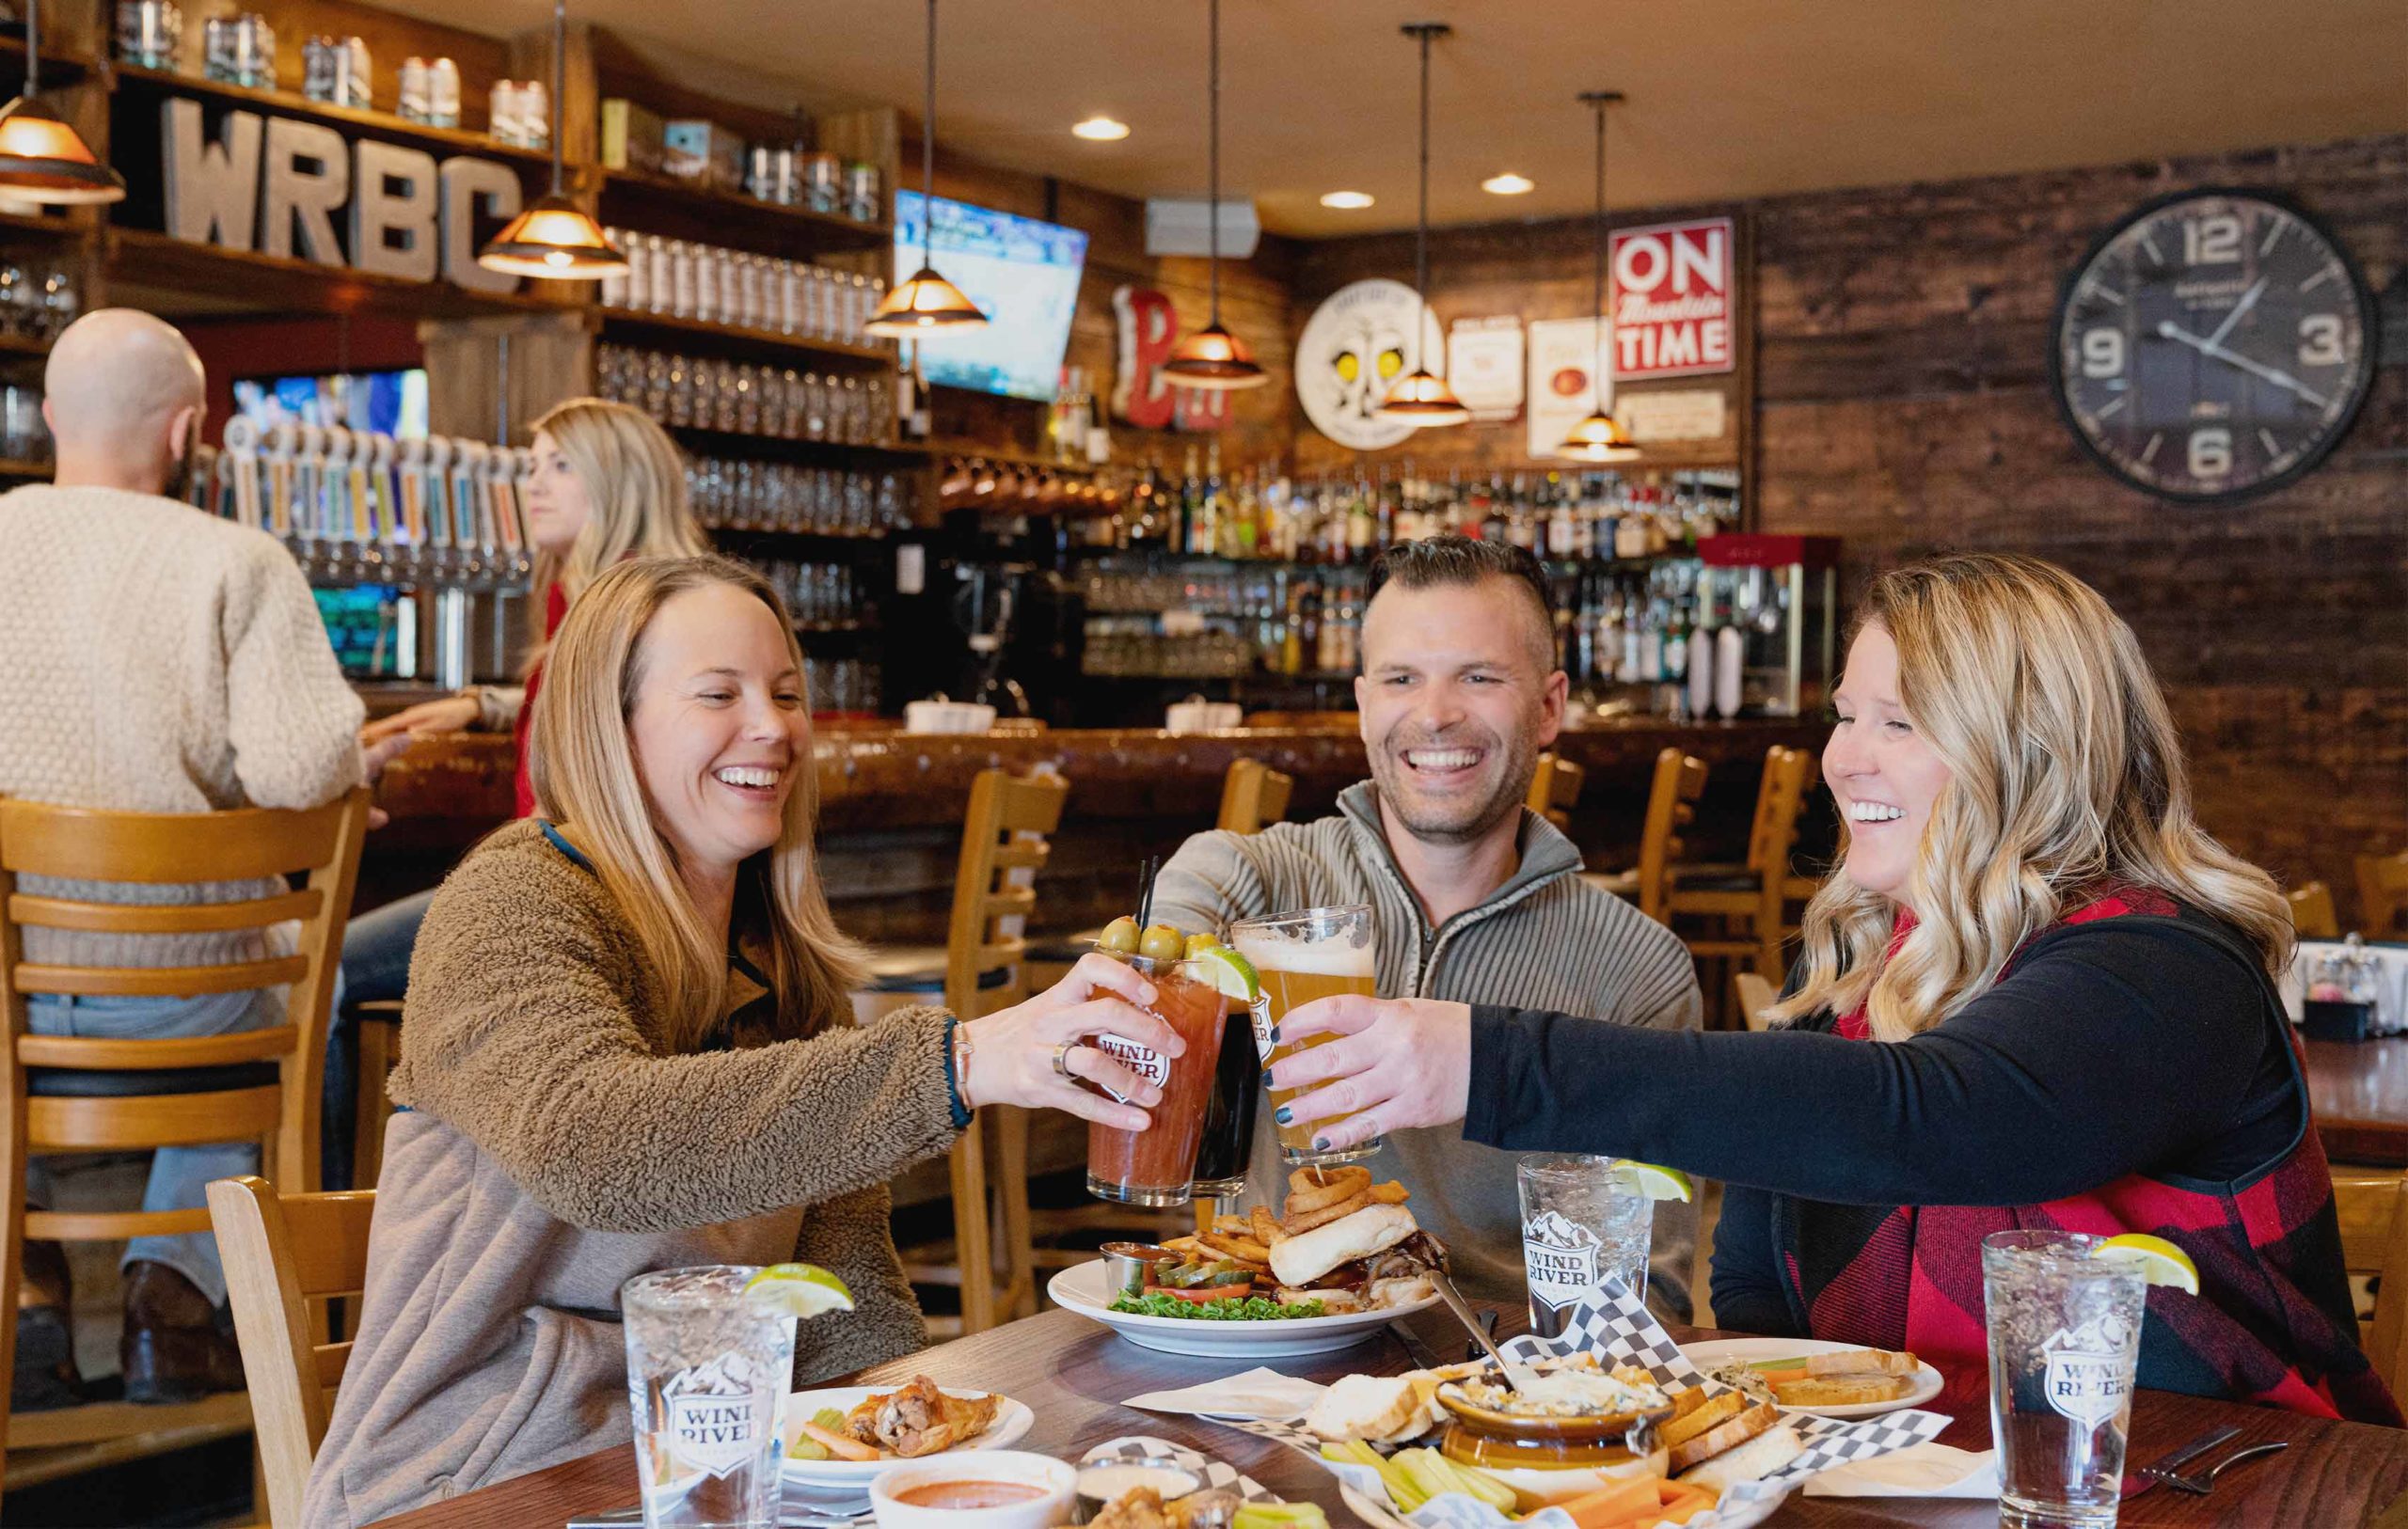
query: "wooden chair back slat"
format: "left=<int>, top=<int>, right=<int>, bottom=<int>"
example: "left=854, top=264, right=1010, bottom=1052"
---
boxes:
left=1216, top=760, right=1294, bottom=835
left=16, top=1027, right=299, bottom=1071
left=209, top=1176, right=377, bottom=1529
left=27, top=1206, right=214, bottom=1240
left=2357, top=852, right=2408, bottom=939
left=1526, top=753, right=1586, bottom=834
left=0, top=797, right=359, bottom=882
left=28, top=1086, right=284, bottom=1150
left=1633, top=749, right=1710, bottom=923
left=7, top=889, right=323, bottom=936
left=2287, top=882, right=2341, bottom=941
left=2331, top=1174, right=2408, bottom=1397
left=15, top=956, right=311, bottom=999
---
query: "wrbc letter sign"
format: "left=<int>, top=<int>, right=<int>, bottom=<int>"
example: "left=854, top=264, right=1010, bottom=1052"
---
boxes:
left=160, top=99, right=528, bottom=294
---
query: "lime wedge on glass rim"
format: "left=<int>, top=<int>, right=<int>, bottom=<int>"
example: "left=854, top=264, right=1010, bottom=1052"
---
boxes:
left=2093, top=1234, right=2200, bottom=1294
left=742, top=1263, right=855, bottom=1318
left=1188, top=944, right=1262, bottom=1001
left=1608, top=1161, right=1695, bottom=1203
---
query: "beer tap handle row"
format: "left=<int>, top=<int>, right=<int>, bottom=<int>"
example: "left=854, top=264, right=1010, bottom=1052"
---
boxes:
left=205, top=417, right=537, bottom=590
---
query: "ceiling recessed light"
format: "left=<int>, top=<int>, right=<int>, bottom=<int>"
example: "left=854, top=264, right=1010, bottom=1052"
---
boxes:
left=1072, top=116, right=1130, bottom=141
left=1481, top=173, right=1535, bottom=196
left=1319, top=190, right=1374, bottom=210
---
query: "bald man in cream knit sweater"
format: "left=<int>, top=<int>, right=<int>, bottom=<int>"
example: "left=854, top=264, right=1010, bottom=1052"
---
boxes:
left=0, top=310, right=372, bottom=1408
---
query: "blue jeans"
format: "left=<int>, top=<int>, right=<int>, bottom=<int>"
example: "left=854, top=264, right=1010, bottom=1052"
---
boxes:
left=325, top=889, right=434, bottom=1190
left=24, top=988, right=283, bottom=1307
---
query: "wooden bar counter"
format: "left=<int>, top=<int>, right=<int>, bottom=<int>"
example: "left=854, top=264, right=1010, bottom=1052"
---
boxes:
left=365, top=716, right=1828, bottom=943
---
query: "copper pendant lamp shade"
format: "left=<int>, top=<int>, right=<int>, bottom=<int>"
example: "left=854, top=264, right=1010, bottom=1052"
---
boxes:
left=1557, top=90, right=1639, bottom=461
left=868, top=0, right=989, bottom=337
left=0, top=2, right=123, bottom=205
left=1377, top=24, right=1465, bottom=426
left=476, top=0, right=625, bottom=278
left=1161, top=0, right=1265, bottom=389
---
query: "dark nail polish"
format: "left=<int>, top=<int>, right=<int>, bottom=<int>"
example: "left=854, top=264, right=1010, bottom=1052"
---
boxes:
left=1274, top=1106, right=1293, bottom=1127
left=1260, top=1069, right=1276, bottom=1091
left=1269, top=1024, right=1282, bottom=1044
left=1313, top=1136, right=1333, bottom=1151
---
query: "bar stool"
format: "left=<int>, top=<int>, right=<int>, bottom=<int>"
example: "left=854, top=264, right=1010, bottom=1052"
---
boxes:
left=2330, top=1174, right=2408, bottom=1395
left=1525, top=753, right=1586, bottom=835
left=1216, top=760, right=1294, bottom=836
left=2288, top=882, right=2341, bottom=940
left=2358, top=852, right=2408, bottom=938
left=1583, top=749, right=1709, bottom=924
left=884, top=767, right=1068, bottom=1336
left=1667, top=747, right=1814, bottom=988
left=0, top=790, right=369, bottom=1508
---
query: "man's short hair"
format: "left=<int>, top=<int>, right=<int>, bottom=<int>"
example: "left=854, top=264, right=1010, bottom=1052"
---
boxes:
left=1366, top=535, right=1558, bottom=669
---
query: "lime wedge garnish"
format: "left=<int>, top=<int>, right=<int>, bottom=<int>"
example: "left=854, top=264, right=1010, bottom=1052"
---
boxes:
left=743, top=1263, right=855, bottom=1318
left=2094, top=1234, right=2200, bottom=1294
left=1609, top=1161, right=1695, bottom=1203
left=1190, top=944, right=1262, bottom=1001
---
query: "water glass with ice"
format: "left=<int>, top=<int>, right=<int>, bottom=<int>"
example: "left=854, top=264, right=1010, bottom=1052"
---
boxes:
left=1516, top=1154, right=1652, bottom=1338
left=1984, top=1231, right=2147, bottom=1529
left=623, top=1265, right=796, bottom=1529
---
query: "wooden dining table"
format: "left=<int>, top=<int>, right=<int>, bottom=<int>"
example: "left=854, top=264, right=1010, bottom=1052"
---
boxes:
left=2307, top=1035, right=2408, bottom=1167
left=373, top=1300, right=2408, bottom=1528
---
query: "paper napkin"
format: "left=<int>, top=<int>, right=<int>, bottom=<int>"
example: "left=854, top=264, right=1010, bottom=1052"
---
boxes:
left=1801, top=1442, right=1999, bottom=1498
left=1121, top=1366, right=1329, bottom=1420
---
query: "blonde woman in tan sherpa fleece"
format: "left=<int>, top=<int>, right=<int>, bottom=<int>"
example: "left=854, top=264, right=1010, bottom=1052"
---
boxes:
left=304, top=556, right=1183, bottom=1528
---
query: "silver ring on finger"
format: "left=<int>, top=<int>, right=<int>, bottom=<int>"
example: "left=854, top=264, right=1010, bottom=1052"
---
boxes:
left=1051, top=1041, right=1077, bottom=1080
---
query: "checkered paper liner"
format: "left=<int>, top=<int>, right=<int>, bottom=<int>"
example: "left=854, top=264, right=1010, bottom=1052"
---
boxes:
left=1082, top=1435, right=1283, bottom=1502
left=1211, top=1275, right=1952, bottom=1529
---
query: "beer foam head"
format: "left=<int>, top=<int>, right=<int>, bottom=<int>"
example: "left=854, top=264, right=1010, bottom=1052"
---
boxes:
left=1231, top=931, right=1375, bottom=978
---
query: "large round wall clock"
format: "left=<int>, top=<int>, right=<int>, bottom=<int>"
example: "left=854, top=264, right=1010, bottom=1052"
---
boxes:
left=2051, top=188, right=2376, bottom=503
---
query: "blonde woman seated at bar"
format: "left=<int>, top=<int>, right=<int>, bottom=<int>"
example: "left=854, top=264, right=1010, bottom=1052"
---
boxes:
left=1269, top=554, right=2399, bottom=1426
left=305, top=556, right=1183, bottom=1528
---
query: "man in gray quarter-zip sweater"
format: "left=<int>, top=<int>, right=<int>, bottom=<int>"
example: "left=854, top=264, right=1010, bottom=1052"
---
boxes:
left=1150, top=537, right=1703, bottom=1320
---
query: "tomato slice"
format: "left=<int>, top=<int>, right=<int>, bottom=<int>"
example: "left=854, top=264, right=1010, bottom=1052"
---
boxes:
left=1143, top=1281, right=1252, bottom=1304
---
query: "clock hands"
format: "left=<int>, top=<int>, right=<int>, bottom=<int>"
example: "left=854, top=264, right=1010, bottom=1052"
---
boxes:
left=2202, top=276, right=2268, bottom=352
left=2154, top=320, right=2330, bottom=407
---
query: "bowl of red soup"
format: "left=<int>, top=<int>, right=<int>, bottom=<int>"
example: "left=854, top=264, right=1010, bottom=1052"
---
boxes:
left=870, top=1450, right=1076, bottom=1528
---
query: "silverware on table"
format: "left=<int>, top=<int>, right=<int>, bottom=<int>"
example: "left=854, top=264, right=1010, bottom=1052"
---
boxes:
left=2149, top=1439, right=2290, bottom=1496
left=2120, top=1423, right=2242, bottom=1499
left=1386, top=1317, right=1444, bottom=1372
left=1425, top=1269, right=1538, bottom=1394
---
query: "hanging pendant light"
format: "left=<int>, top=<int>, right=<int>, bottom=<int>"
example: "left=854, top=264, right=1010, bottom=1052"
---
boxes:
left=1377, top=22, right=1466, bottom=426
left=867, top=0, right=987, bottom=336
left=1558, top=90, right=1639, bottom=462
left=478, top=0, right=626, bottom=277
left=1162, top=0, right=1265, bottom=390
left=0, top=0, right=123, bottom=205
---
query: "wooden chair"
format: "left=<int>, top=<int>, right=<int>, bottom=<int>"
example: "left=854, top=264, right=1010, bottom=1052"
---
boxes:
left=1668, top=747, right=1814, bottom=985
left=1733, top=970, right=1782, bottom=1032
left=1526, top=753, right=1586, bottom=834
left=2330, top=1173, right=2408, bottom=1397
left=206, top=1175, right=374, bottom=1529
left=2289, top=882, right=2342, bottom=941
left=350, top=1000, right=404, bottom=1191
left=0, top=789, right=369, bottom=1505
left=1584, top=749, right=1709, bottom=924
left=2359, top=852, right=2408, bottom=939
left=891, top=767, right=1069, bottom=1337
left=1216, top=760, right=1294, bottom=836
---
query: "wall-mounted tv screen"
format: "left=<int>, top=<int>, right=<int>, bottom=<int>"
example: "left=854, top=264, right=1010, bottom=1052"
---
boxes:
left=894, top=190, right=1087, bottom=402
left=233, top=369, right=430, bottom=438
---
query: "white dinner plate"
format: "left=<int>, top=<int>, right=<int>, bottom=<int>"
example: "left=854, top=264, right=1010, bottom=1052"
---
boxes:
left=1678, top=1337, right=1945, bottom=1418
left=1047, top=1259, right=1440, bottom=1359
left=778, top=1384, right=1032, bottom=1489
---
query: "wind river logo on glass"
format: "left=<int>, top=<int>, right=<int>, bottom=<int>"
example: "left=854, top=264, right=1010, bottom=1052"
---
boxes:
left=1095, top=1033, right=1170, bottom=1089
left=1523, top=1208, right=1604, bottom=1314
left=661, top=1351, right=776, bottom=1476
left=2041, top=1308, right=2136, bottom=1430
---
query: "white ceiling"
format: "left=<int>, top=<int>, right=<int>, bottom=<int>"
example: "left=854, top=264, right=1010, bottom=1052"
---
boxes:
left=408, top=0, right=2408, bottom=237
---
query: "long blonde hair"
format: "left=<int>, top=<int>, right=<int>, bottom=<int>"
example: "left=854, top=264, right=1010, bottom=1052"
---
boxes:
left=522, top=398, right=711, bottom=674
left=1770, top=553, right=2291, bottom=1041
left=528, top=555, right=863, bottom=1054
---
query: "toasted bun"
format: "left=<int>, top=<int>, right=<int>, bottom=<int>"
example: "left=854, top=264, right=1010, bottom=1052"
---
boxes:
left=1773, top=1373, right=1915, bottom=1408
left=1658, top=1390, right=1746, bottom=1452
left=1667, top=1399, right=1781, bottom=1473
left=1676, top=1424, right=1806, bottom=1492
left=1268, top=1204, right=1418, bottom=1288
left=1807, top=1348, right=1919, bottom=1379
left=1305, top=1374, right=1427, bottom=1443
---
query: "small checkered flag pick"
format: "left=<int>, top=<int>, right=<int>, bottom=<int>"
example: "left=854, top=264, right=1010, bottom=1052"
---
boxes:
left=1218, top=1272, right=1952, bottom=1529
left=1083, top=1435, right=1285, bottom=1503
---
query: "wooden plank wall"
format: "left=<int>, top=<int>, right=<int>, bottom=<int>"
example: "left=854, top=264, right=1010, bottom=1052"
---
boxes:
left=1751, top=134, right=2408, bottom=921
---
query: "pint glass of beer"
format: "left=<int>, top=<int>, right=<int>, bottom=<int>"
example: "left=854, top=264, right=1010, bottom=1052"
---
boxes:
left=1230, top=905, right=1379, bottom=1165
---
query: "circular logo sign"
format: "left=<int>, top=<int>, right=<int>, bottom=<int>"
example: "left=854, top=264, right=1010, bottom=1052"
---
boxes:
left=1295, top=278, right=1447, bottom=451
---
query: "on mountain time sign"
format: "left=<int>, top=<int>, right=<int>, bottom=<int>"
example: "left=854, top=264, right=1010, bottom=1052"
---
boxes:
left=1608, top=216, right=1734, bottom=379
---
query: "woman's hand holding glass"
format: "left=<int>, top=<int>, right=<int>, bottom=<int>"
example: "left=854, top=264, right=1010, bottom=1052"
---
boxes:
left=960, top=953, right=1185, bottom=1130
left=1265, top=995, right=1476, bottom=1154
